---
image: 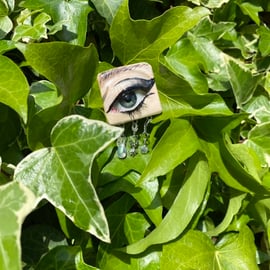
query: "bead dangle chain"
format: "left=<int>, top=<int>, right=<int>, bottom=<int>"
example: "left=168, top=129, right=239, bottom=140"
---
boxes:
left=140, top=117, right=151, bottom=154
left=128, top=120, right=139, bottom=157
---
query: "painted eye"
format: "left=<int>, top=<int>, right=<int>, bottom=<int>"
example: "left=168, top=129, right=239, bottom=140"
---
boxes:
left=107, top=78, right=155, bottom=113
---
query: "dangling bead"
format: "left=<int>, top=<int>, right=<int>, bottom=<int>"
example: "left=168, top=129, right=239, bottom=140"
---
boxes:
left=129, top=121, right=139, bottom=157
left=140, top=117, right=151, bottom=155
left=117, top=135, right=127, bottom=159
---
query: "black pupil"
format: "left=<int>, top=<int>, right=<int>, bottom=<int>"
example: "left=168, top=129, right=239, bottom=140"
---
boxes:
left=119, top=91, right=137, bottom=108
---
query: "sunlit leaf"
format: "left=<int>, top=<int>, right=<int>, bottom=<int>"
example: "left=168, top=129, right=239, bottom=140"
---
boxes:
left=110, top=0, right=209, bottom=67
left=20, top=0, right=92, bottom=45
left=239, top=2, right=262, bottom=25
left=91, top=0, right=123, bottom=25
left=225, top=57, right=262, bottom=108
left=161, top=226, right=258, bottom=270
left=140, top=119, right=200, bottom=183
left=207, top=192, right=246, bottom=237
left=246, top=122, right=270, bottom=167
left=0, top=182, right=37, bottom=270
left=15, top=115, right=123, bottom=242
left=126, top=152, right=210, bottom=254
left=0, top=55, right=29, bottom=123
left=0, top=15, right=12, bottom=39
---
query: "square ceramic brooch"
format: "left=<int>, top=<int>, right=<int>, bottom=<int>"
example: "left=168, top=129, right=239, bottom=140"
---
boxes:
left=97, top=62, right=162, bottom=125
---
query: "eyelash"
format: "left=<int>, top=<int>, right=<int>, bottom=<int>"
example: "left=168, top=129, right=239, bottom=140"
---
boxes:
left=107, top=78, right=155, bottom=116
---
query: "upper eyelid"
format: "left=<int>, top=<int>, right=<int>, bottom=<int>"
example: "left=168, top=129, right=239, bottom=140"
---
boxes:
left=103, top=77, right=154, bottom=111
left=107, top=78, right=155, bottom=111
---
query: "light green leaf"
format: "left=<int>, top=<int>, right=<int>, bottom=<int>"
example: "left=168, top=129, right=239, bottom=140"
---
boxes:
left=30, top=80, right=62, bottom=110
left=0, top=0, right=8, bottom=16
left=20, top=0, right=92, bottom=45
left=0, top=55, right=29, bottom=123
left=12, top=12, right=51, bottom=42
left=239, top=2, right=262, bottom=25
left=139, top=119, right=200, bottom=183
left=110, top=0, right=209, bottom=67
left=21, top=42, right=98, bottom=104
left=126, top=152, right=210, bottom=254
left=225, top=57, right=262, bottom=108
left=154, top=90, right=232, bottom=122
left=246, top=122, right=270, bottom=167
left=124, top=212, right=151, bottom=244
left=0, top=40, right=16, bottom=54
left=100, top=247, right=161, bottom=270
left=0, top=181, right=37, bottom=270
left=163, top=38, right=208, bottom=94
left=161, top=226, right=258, bottom=270
left=207, top=193, right=246, bottom=237
left=187, top=33, right=230, bottom=91
left=0, top=15, right=12, bottom=39
left=258, top=25, right=270, bottom=57
left=15, top=115, right=123, bottom=242
left=192, top=17, right=236, bottom=40
left=91, top=0, right=123, bottom=25
left=243, top=91, right=270, bottom=123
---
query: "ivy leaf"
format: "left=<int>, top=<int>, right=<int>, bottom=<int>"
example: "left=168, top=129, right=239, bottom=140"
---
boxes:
left=126, top=152, right=210, bottom=254
left=239, top=2, right=263, bottom=25
left=124, top=213, right=151, bottom=244
left=140, top=119, right=200, bottom=183
left=21, top=42, right=98, bottom=149
left=161, top=226, right=258, bottom=269
left=258, top=26, right=270, bottom=57
left=91, top=0, right=124, bottom=25
left=20, top=0, right=92, bottom=45
left=0, top=55, right=29, bottom=123
left=0, top=182, right=37, bottom=270
left=163, top=38, right=208, bottom=94
left=99, top=172, right=163, bottom=226
left=246, top=122, right=270, bottom=167
left=0, top=15, right=12, bottom=39
left=207, top=192, right=246, bottom=237
left=15, top=115, right=123, bottom=242
left=35, top=246, right=99, bottom=270
left=12, top=12, right=51, bottom=42
left=226, top=57, right=262, bottom=108
left=154, top=91, right=232, bottom=122
left=22, top=42, right=98, bottom=104
left=110, top=0, right=209, bottom=67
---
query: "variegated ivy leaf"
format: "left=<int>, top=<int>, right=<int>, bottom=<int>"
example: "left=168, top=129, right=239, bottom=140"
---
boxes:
left=15, top=115, right=123, bottom=242
left=0, top=181, right=37, bottom=270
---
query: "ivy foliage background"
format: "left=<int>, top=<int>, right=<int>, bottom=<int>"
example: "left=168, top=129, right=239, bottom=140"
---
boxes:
left=1, top=0, right=270, bottom=269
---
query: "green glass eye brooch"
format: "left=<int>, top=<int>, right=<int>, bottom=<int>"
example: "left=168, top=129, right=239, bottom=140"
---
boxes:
left=98, top=62, right=162, bottom=159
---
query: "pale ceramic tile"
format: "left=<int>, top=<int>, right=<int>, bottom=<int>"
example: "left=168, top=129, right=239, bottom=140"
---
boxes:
left=98, top=62, right=162, bottom=125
